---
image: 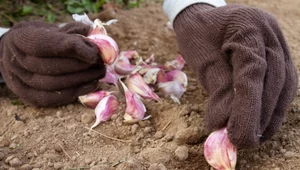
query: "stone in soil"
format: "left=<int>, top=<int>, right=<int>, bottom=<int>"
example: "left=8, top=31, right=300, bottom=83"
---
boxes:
left=175, top=145, right=189, bottom=161
left=116, top=157, right=142, bottom=170
left=148, top=163, right=168, bottom=170
left=9, top=157, right=23, bottom=167
left=81, top=112, right=94, bottom=124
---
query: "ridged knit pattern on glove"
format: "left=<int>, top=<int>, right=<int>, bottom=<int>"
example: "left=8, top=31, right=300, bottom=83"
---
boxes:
left=0, top=22, right=106, bottom=107
left=173, top=4, right=298, bottom=148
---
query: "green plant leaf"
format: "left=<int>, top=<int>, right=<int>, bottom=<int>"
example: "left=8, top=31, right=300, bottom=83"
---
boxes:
left=67, top=6, right=85, bottom=14
left=21, top=5, right=33, bottom=15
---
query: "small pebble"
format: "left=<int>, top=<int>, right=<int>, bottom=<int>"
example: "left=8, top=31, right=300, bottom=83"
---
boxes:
left=20, top=164, right=32, bottom=170
left=5, top=155, right=15, bottom=163
left=131, top=124, right=139, bottom=135
left=32, top=168, right=40, bottom=170
left=148, top=163, right=167, bottom=170
left=85, top=158, right=93, bottom=165
left=54, top=162, right=64, bottom=169
left=280, top=149, right=287, bottom=154
left=9, top=157, right=23, bottom=167
left=23, top=131, right=30, bottom=137
left=144, top=127, right=152, bottom=134
left=175, top=146, right=189, bottom=161
left=154, top=131, right=164, bottom=140
left=0, top=137, right=10, bottom=147
left=162, top=134, right=173, bottom=142
left=139, top=120, right=151, bottom=128
left=111, top=114, right=118, bottom=120
left=81, top=112, right=94, bottom=124
left=284, top=151, right=295, bottom=159
left=0, top=152, right=4, bottom=160
left=66, top=104, right=74, bottom=111
left=252, top=154, right=260, bottom=161
left=56, top=111, right=64, bottom=118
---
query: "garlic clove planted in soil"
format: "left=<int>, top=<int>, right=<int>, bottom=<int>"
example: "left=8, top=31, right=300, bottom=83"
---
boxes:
left=78, top=90, right=112, bottom=109
left=126, top=73, right=161, bottom=102
left=204, top=128, right=237, bottom=170
left=90, top=94, right=119, bottom=129
left=120, top=80, right=146, bottom=123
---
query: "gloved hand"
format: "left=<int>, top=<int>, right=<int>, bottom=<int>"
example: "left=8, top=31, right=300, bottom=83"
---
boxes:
left=164, top=1, right=298, bottom=148
left=0, top=21, right=106, bottom=107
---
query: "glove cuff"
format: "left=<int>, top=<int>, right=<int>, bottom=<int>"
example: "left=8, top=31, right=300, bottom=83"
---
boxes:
left=163, top=0, right=227, bottom=25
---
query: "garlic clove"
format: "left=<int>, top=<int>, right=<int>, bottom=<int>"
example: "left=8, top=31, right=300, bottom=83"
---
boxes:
left=164, top=54, right=185, bottom=70
left=120, top=50, right=144, bottom=65
left=120, top=80, right=146, bottom=122
left=143, top=68, right=162, bottom=84
left=126, top=73, right=161, bottom=102
left=87, top=34, right=118, bottom=65
left=78, top=90, right=112, bottom=109
left=90, top=95, right=119, bottom=129
left=114, top=57, right=136, bottom=75
left=204, top=128, right=237, bottom=170
left=165, top=70, right=188, bottom=89
left=98, top=65, right=120, bottom=86
left=158, top=81, right=185, bottom=104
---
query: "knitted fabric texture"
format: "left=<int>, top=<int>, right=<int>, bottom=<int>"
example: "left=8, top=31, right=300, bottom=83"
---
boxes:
left=0, top=22, right=106, bottom=107
left=173, top=4, right=298, bottom=148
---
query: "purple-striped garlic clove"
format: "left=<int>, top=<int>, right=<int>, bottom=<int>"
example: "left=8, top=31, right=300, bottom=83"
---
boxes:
left=165, top=70, right=188, bottom=89
left=87, top=34, right=118, bottom=65
left=120, top=80, right=146, bottom=123
left=78, top=90, right=112, bottom=109
left=98, top=65, right=120, bottom=86
left=114, top=57, right=137, bottom=75
left=90, top=95, right=119, bottom=129
left=158, top=80, right=185, bottom=104
left=126, top=73, right=161, bottom=102
left=204, top=128, right=237, bottom=170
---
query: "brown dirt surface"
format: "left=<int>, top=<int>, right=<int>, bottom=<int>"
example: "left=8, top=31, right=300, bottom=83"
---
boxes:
left=1, top=0, right=300, bottom=169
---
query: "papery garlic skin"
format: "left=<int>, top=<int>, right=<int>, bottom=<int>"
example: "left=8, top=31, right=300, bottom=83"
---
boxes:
left=143, top=68, right=162, bottom=84
left=90, top=95, right=119, bottom=129
left=120, top=80, right=146, bottom=122
left=165, top=55, right=185, bottom=70
left=127, top=73, right=160, bottom=102
left=87, top=34, right=118, bottom=65
left=78, top=90, right=112, bottom=109
left=204, top=128, right=237, bottom=170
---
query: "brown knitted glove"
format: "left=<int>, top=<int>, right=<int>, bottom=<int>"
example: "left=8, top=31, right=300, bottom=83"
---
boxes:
left=173, top=4, right=298, bottom=149
left=0, top=21, right=106, bottom=107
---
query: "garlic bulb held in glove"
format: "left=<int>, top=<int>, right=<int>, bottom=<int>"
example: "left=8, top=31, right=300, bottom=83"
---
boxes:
left=90, top=95, right=119, bottom=130
left=204, top=128, right=237, bottom=170
left=72, top=13, right=119, bottom=65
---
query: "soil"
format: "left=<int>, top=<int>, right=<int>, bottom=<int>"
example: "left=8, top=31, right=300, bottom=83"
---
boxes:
left=1, top=0, right=300, bottom=170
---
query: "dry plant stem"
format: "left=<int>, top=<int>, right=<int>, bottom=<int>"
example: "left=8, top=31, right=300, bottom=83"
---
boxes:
left=0, top=118, right=14, bottom=135
left=162, top=121, right=171, bottom=131
left=84, top=127, right=131, bottom=143
left=57, top=141, right=72, bottom=160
